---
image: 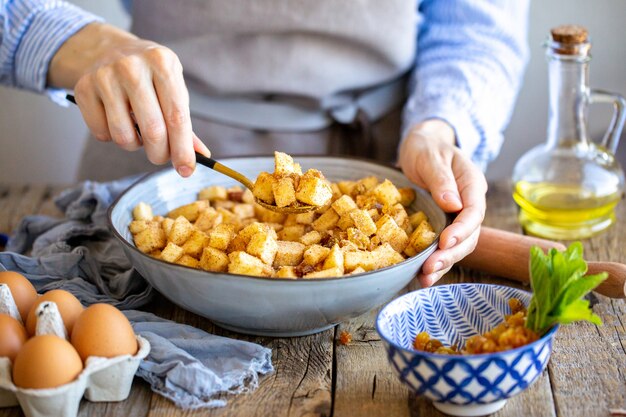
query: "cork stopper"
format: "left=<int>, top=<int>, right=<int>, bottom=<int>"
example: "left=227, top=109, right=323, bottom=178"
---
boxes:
left=551, top=25, right=588, bottom=44
left=549, top=25, right=590, bottom=56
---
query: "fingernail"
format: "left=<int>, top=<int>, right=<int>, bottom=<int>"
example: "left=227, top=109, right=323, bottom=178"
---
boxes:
left=441, top=191, right=461, bottom=203
left=442, top=191, right=461, bottom=205
left=433, top=261, right=443, bottom=272
left=194, top=136, right=212, bottom=157
left=199, top=143, right=211, bottom=157
left=419, top=274, right=437, bottom=288
left=177, top=165, right=193, bottom=177
left=445, top=237, right=458, bottom=249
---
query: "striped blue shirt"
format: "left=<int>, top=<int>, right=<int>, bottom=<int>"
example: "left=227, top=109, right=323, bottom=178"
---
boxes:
left=406, top=0, right=529, bottom=169
left=0, top=0, right=99, bottom=102
left=0, top=0, right=528, bottom=168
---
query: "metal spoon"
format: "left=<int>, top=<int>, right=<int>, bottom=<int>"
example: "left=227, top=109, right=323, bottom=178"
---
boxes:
left=194, top=152, right=317, bottom=214
left=65, top=94, right=316, bottom=214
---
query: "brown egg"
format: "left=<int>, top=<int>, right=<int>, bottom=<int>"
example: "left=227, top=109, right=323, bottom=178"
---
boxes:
left=0, top=314, right=28, bottom=361
left=12, top=334, right=83, bottom=389
left=71, top=303, right=137, bottom=362
left=0, top=271, right=37, bottom=322
left=26, top=289, right=84, bottom=336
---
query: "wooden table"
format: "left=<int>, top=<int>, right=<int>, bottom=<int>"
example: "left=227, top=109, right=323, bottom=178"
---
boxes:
left=0, top=181, right=625, bottom=417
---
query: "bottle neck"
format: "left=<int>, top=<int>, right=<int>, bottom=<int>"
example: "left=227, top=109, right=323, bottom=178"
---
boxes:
left=546, top=51, right=591, bottom=148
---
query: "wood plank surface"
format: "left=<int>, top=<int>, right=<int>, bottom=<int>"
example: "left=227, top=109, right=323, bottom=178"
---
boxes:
left=333, top=309, right=410, bottom=417
left=0, top=180, right=625, bottom=417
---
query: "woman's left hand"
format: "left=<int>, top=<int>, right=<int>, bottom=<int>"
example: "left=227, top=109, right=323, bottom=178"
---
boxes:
left=398, top=119, right=487, bottom=287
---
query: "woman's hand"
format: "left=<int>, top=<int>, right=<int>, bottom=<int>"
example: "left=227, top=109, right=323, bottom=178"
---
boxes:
left=48, top=23, right=210, bottom=177
left=398, top=119, right=487, bottom=287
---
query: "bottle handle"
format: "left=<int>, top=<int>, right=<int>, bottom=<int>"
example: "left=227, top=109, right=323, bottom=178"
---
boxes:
left=589, top=89, right=626, bottom=153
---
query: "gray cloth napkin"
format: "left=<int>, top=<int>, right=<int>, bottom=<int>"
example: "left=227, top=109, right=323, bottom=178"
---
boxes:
left=0, top=177, right=273, bottom=409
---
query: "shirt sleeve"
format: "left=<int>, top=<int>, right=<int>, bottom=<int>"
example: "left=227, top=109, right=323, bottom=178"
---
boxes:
left=402, top=0, right=530, bottom=170
left=0, top=0, right=101, bottom=103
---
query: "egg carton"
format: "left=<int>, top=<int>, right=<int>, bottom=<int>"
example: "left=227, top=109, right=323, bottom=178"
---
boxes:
left=0, top=285, right=151, bottom=417
left=0, top=335, right=149, bottom=417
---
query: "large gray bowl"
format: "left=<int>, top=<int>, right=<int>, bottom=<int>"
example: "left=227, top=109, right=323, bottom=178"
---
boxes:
left=108, top=157, right=447, bottom=337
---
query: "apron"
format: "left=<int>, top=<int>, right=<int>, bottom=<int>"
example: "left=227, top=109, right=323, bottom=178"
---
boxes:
left=77, top=0, right=419, bottom=181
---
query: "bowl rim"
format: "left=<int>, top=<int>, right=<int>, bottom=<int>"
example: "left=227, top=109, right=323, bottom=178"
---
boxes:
left=375, top=283, right=559, bottom=359
left=107, top=155, right=449, bottom=283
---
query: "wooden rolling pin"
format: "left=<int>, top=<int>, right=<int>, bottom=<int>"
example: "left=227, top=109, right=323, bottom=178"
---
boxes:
left=458, top=226, right=626, bottom=299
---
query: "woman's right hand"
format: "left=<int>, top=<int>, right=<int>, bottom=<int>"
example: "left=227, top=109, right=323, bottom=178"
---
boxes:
left=48, top=22, right=210, bottom=177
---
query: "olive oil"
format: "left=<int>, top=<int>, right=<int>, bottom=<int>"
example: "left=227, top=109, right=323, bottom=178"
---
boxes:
left=511, top=26, right=626, bottom=240
left=513, top=181, right=621, bottom=239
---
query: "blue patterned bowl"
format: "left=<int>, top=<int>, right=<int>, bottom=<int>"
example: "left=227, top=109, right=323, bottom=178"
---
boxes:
left=376, top=284, right=557, bottom=417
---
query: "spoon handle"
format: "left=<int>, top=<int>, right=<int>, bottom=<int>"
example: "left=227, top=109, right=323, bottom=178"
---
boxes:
left=459, top=226, right=626, bottom=299
left=194, top=152, right=255, bottom=191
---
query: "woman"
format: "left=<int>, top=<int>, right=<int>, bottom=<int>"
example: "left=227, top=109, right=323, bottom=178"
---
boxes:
left=0, top=0, right=530, bottom=286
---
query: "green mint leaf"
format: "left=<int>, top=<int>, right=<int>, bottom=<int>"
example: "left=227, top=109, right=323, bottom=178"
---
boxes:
left=550, top=299, right=603, bottom=326
left=525, top=242, right=607, bottom=335
left=553, top=272, right=608, bottom=313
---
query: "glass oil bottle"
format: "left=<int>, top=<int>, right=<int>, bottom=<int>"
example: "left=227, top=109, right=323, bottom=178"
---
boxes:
left=512, top=25, right=626, bottom=239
